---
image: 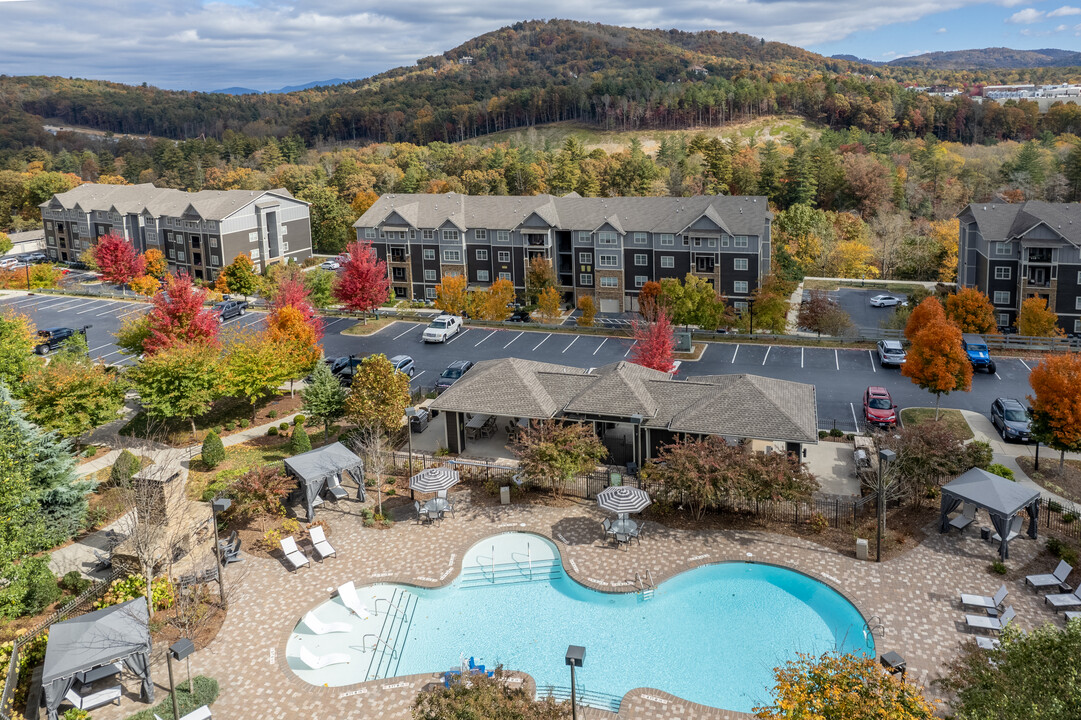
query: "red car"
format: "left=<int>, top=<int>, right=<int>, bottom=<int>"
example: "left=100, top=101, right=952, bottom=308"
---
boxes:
left=863, top=386, right=898, bottom=428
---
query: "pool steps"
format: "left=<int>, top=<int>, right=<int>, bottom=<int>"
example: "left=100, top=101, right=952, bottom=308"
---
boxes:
left=540, top=685, right=623, bottom=713
left=459, top=558, right=562, bottom=588
left=364, top=588, right=418, bottom=681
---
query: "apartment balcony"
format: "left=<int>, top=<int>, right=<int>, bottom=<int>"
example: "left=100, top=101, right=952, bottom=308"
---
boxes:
left=1026, top=248, right=1053, bottom=263
left=1024, top=276, right=1051, bottom=289
left=525, top=235, right=551, bottom=248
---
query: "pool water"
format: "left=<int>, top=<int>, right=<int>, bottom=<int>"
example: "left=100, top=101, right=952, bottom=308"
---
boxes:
left=286, top=532, right=872, bottom=712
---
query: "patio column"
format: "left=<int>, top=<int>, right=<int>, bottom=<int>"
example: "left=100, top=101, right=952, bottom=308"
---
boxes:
left=445, top=411, right=465, bottom=454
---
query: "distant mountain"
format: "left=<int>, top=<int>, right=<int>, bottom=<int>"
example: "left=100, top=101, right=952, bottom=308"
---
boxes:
left=209, top=86, right=261, bottom=95
left=887, top=47, right=1081, bottom=69
left=831, top=54, right=879, bottom=65
left=209, top=78, right=353, bottom=95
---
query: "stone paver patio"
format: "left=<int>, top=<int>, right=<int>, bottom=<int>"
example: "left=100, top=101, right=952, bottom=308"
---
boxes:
left=84, top=490, right=1061, bottom=720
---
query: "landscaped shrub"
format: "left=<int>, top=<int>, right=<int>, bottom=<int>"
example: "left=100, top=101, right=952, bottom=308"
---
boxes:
left=109, top=449, right=141, bottom=486
left=808, top=512, right=828, bottom=534
left=985, top=463, right=1015, bottom=481
left=828, top=428, right=844, bottom=438
left=95, top=574, right=174, bottom=611
left=123, top=675, right=219, bottom=720
left=990, top=561, right=1007, bottom=575
left=267, top=410, right=278, bottom=419
left=818, top=430, right=829, bottom=439
left=224, top=421, right=236, bottom=431
left=291, top=424, right=311, bottom=454
left=279, top=422, right=289, bottom=431
left=239, top=418, right=250, bottom=428
left=1050, top=500, right=1065, bottom=514
left=63, top=709, right=91, bottom=720
left=214, top=425, right=224, bottom=435
left=0, top=557, right=62, bottom=619
left=1064, top=512, right=1078, bottom=524
left=60, top=570, right=91, bottom=596
left=82, top=446, right=98, bottom=458
left=293, top=414, right=305, bottom=426
left=268, top=426, right=278, bottom=436
left=201, top=431, right=225, bottom=470
left=1047, top=537, right=1079, bottom=567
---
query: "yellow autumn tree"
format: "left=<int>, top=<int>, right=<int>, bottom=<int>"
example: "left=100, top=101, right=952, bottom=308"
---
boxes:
left=827, top=240, right=880, bottom=279
left=143, top=248, right=167, bottom=279
left=1017, top=296, right=1064, bottom=337
left=933, top=218, right=960, bottom=282
left=130, top=274, right=160, bottom=297
left=478, top=278, right=515, bottom=321
left=537, top=287, right=562, bottom=323
left=434, top=274, right=469, bottom=316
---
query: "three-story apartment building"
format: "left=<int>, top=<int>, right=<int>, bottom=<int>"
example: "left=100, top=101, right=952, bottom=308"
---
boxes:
left=40, top=183, right=313, bottom=280
left=957, top=201, right=1081, bottom=332
left=354, top=193, right=772, bottom=313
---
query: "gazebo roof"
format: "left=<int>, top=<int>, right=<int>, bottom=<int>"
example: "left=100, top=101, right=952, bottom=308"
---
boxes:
left=942, top=468, right=1041, bottom=517
left=283, top=442, right=363, bottom=483
left=42, top=597, right=150, bottom=685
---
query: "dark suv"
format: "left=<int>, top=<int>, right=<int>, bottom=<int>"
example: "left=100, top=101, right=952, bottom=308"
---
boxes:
left=990, top=397, right=1032, bottom=442
left=435, top=360, right=474, bottom=393
left=35, top=326, right=87, bottom=355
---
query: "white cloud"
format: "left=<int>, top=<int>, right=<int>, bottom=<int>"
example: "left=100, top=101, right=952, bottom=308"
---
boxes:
left=1048, top=5, right=1081, bottom=14
left=1006, top=7, right=1046, bottom=22
left=936, top=26, right=947, bottom=32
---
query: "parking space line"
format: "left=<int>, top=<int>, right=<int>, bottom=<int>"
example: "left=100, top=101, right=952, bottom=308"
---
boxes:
left=99, top=350, right=126, bottom=359
left=731, top=345, right=739, bottom=363
left=238, top=317, right=264, bottom=329
left=562, top=337, right=578, bottom=354
left=623, top=340, right=636, bottom=358
left=995, top=372, right=1002, bottom=380
left=474, top=331, right=497, bottom=347
left=850, top=403, right=859, bottom=430
left=412, top=371, right=425, bottom=382
left=762, top=346, right=771, bottom=365
left=321, top=317, right=347, bottom=330
left=1019, top=359, right=1031, bottom=371
left=593, top=338, right=607, bottom=355
left=77, top=303, right=108, bottom=314
left=2, top=296, right=44, bottom=306
left=532, top=334, right=551, bottom=351
left=118, top=306, right=147, bottom=318
left=62, top=300, right=96, bottom=311
left=503, top=332, right=523, bottom=349
left=96, top=304, right=129, bottom=316
left=392, top=324, right=415, bottom=340
left=89, top=344, right=112, bottom=353
left=869, top=350, right=876, bottom=373
left=835, top=349, right=839, bottom=371
left=801, top=347, right=804, bottom=369
left=445, top=328, right=470, bottom=344
left=35, top=299, right=77, bottom=310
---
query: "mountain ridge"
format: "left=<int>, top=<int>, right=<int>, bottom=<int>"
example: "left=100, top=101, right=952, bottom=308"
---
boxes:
left=886, top=47, right=1081, bottom=69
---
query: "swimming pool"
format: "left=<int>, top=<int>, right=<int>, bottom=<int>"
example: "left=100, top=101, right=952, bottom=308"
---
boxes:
left=286, top=532, right=872, bottom=712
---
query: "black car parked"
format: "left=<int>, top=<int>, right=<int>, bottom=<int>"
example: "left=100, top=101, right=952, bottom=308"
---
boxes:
left=435, top=360, right=474, bottom=393
left=35, top=326, right=88, bottom=355
left=990, top=397, right=1032, bottom=442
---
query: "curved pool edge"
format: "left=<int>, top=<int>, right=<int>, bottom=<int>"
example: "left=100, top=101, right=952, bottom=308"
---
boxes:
left=274, top=523, right=878, bottom=714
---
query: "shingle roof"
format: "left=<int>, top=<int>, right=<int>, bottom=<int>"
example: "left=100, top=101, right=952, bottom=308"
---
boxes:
left=960, top=201, right=1081, bottom=247
left=40, top=183, right=305, bottom=220
left=430, top=358, right=817, bottom=444
left=356, top=193, right=771, bottom=235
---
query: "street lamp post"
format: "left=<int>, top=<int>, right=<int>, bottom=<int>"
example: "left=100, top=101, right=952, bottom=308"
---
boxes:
left=406, top=407, right=418, bottom=500
left=167, top=638, right=195, bottom=720
left=211, top=497, right=232, bottom=605
left=876, top=448, right=896, bottom=562
left=565, top=645, right=585, bottom=720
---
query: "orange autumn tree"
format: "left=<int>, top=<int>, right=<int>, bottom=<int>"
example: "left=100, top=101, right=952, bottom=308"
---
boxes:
left=904, top=296, right=945, bottom=341
left=142, top=248, right=167, bottom=279
left=1028, top=353, right=1081, bottom=469
left=944, top=287, right=997, bottom=334
left=478, top=277, right=515, bottom=321
left=130, top=274, right=160, bottom=297
left=1016, top=296, right=1064, bottom=337
left=266, top=305, right=321, bottom=395
left=901, top=315, right=973, bottom=419
left=434, top=274, right=468, bottom=316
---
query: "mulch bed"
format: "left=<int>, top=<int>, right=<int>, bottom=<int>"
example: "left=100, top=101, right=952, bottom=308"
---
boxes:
left=1017, top=456, right=1081, bottom=504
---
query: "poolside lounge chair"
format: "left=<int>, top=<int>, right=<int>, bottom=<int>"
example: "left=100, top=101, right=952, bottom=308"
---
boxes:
left=326, top=473, right=348, bottom=501
left=298, top=646, right=350, bottom=669
left=975, top=637, right=1000, bottom=650
left=961, top=584, right=1008, bottom=612
left=1044, top=589, right=1081, bottom=611
left=1025, top=560, right=1073, bottom=592
left=337, top=581, right=371, bottom=619
left=302, top=611, right=352, bottom=634
left=949, top=504, right=977, bottom=533
left=1065, top=611, right=1081, bottom=623
left=64, top=685, right=121, bottom=711
left=156, top=706, right=212, bottom=720
left=279, top=537, right=309, bottom=572
left=992, top=515, right=1025, bottom=543
left=309, top=526, right=336, bottom=560
left=966, top=605, right=1015, bottom=633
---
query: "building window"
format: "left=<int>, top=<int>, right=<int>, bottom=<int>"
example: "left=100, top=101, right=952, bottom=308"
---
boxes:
left=178, top=251, right=187, bottom=263
left=1075, top=296, right=1081, bottom=311
left=999, top=313, right=1010, bottom=327
left=424, top=269, right=437, bottom=282
left=659, top=234, right=674, bottom=246
left=578, top=232, right=591, bottom=243
left=250, top=249, right=259, bottom=260
left=993, top=290, right=1010, bottom=305
left=498, top=272, right=512, bottom=281
left=475, top=229, right=487, bottom=240
left=634, top=254, right=647, bottom=266
left=210, top=237, right=219, bottom=248
left=660, top=256, right=674, bottom=269
left=425, top=287, right=437, bottom=299
left=497, top=250, right=511, bottom=263
left=249, top=231, right=259, bottom=242
left=597, top=231, right=618, bottom=245
left=733, top=281, right=749, bottom=294
left=423, top=249, right=436, bottom=260
left=634, top=233, right=647, bottom=244
left=598, top=254, right=618, bottom=267
left=734, top=301, right=748, bottom=312
left=442, top=230, right=459, bottom=241
left=734, top=236, right=749, bottom=248
left=496, top=231, right=510, bottom=242
left=422, top=229, right=434, bottom=240
left=443, top=249, right=462, bottom=263
left=733, top=258, right=749, bottom=271
left=579, top=273, right=593, bottom=285
left=477, top=270, right=490, bottom=282
left=168, top=248, right=175, bottom=259
left=693, top=238, right=703, bottom=248
left=995, top=242, right=1012, bottom=256
left=600, top=276, right=618, bottom=288
left=994, top=266, right=1011, bottom=280
left=635, top=275, right=648, bottom=288
left=476, top=249, right=488, bottom=260
left=708, top=239, right=716, bottom=247
left=579, top=253, right=592, bottom=265
left=1075, top=319, right=1081, bottom=334
left=410, top=230, right=415, bottom=239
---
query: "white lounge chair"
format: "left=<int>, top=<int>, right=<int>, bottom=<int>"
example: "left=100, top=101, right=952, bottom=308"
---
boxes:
left=949, top=504, right=977, bottom=533
left=975, top=637, right=1000, bottom=650
left=302, top=611, right=352, bottom=634
left=992, top=515, right=1024, bottom=543
left=156, top=706, right=212, bottom=720
left=1026, top=560, right=1073, bottom=592
left=337, top=581, right=371, bottom=619
left=1044, top=589, right=1081, bottom=611
left=966, top=605, right=1015, bottom=633
left=1065, top=611, right=1081, bottom=622
left=279, top=536, right=309, bottom=571
left=326, top=473, right=348, bottom=501
left=961, top=584, right=1008, bottom=612
left=309, top=526, right=336, bottom=560
left=298, top=646, right=350, bottom=669
left=64, top=685, right=121, bottom=711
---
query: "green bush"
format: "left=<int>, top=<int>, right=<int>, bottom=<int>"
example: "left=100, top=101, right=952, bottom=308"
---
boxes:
left=201, top=431, right=225, bottom=470
left=291, top=424, right=312, bottom=454
left=279, top=422, right=289, bottom=431
left=268, top=426, right=279, bottom=436
left=95, top=574, right=174, bottom=612
left=293, top=414, right=306, bottom=426
left=818, top=430, right=829, bottom=439
left=1064, top=512, right=1078, bottom=524
left=828, top=428, right=844, bottom=438
left=109, top=449, right=141, bottom=486
left=224, top=421, right=236, bottom=431
left=214, top=425, right=224, bottom=435
left=990, top=561, right=1008, bottom=575
left=0, top=557, right=62, bottom=619
left=239, top=418, right=250, bottom=428
left=60, top=571, right=91, bottom=595
left=63, top=709, right=91, bottom=720
left=985, top=463, right=1015, bottom=481
left=1047, top=537, right=1079, bottom=566
left=267, top=410, right=278, bottom=419
left=124, top=675, right=219, bottom=720
left=1050, top=500, right=1065, bottom=514
left=82, top=446, right=98, bottom=458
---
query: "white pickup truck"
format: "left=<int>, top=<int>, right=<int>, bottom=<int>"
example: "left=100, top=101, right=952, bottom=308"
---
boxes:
left=422, top=315, right=463, bottom=343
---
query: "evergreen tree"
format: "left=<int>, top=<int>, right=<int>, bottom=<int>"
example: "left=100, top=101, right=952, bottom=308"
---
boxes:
left=110, top=449, right=141, bottom=486
left=201, top=430, right=225, bottom=469
left=757, top=140, right=784, bottom=205
left=302, top=360, right=347, bottom=440
left=291, top=423, right=312, bottom=454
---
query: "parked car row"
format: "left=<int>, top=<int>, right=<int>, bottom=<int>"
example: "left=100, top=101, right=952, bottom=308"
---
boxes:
left=0, top=252, right=48, bottom=269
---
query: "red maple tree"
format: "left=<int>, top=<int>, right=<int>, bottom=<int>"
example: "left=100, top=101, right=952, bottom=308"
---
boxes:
left=95, top=233, right=145, bottom=287
left=143, top=273, right=221, bottom=355
left=268, top=275, right=323, bottom=340
left=332, top=239, right=390, bottom=314
left=630, top=309, right=676, bottom=373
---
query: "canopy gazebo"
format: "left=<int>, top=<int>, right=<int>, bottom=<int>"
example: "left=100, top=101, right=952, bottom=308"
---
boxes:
left=283, top=442, right=365, bottom=521
left=940, top=468, right=1040, bottom=560
left=42, top=597, right=154, bottom=720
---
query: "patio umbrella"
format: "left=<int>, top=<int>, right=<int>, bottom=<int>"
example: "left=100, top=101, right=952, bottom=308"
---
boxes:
left=409, top=467, right=460, bottom=493
left=597, top=486, right=651, bottom=515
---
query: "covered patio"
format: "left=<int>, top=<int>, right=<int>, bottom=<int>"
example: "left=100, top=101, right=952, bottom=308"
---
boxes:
left=284, top=442, right=366, bottom=522
left=939, top=467, right=1041, bottom=560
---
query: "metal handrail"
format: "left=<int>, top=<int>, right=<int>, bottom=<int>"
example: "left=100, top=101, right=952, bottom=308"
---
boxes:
left=361, top=633, right=398, bottom=657
left=374, top=597, right=406, bottom=617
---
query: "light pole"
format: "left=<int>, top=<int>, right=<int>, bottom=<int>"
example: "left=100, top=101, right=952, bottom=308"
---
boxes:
left=167, top=638, right=195, bottom=719
left=211, top=497, right=232, bottom=605
left=565, top=645, right=585, bottom=720
left=406, top=407, right=417, bottom=500
left=876, top=448, right=896, bottom=562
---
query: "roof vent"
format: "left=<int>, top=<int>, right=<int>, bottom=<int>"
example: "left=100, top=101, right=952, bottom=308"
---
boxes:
left=992, top=204, right=996, bottom=209
left=740, top=208, right=743, bottom=214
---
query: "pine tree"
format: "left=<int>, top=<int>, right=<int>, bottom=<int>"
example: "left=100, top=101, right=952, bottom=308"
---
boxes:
left=302, top=360, right=347, bottom=440
left=110, top=449, right=141, bottom=486
left=291, top=424, right=312, bottom=454
left=201, top=430, right=225, bottom=469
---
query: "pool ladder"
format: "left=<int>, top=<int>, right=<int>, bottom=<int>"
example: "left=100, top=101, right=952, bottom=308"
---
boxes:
left=862, top=616, right=885, bottom=649
left=635, top=570, right=655, bottom=601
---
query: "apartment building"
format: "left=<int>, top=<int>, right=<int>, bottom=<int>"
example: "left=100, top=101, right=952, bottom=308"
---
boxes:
left=39, top=183, right=313, bottom=280
left=957, top=201, right=1081, bottom=332
left=354, top=193, right=772, bottom=313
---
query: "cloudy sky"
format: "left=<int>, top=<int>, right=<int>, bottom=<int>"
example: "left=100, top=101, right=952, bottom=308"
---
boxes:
left=0, top=0, right=1079, bottom=91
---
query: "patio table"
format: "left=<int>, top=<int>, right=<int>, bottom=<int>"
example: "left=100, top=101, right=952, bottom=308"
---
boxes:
left=608, top=518, right=638, bottom=535
left=466, top=414, right=490, bottom=440
left=75, top=662, right=122, bottom=686
left=424, top=497, right=451, bottom=518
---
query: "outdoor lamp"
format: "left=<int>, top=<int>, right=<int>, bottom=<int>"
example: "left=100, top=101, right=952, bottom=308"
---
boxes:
left=211, top=497, right=232, bottom=604
left=406, top=408, right=418, bottom=499
left=212, top=497, right=231, bottom=515
left=565, top=645, right=585, bottom=720
left=875, top=449, right=896, bottom=562
left=167, top=638, right=196, bottom=720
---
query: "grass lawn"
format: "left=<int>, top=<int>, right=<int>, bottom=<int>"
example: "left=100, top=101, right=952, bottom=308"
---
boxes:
left=341, top=316, right=398, bottom=335
left=119, top=393, right=303, bottom=447
left=899, top=407, right=974, bottom=440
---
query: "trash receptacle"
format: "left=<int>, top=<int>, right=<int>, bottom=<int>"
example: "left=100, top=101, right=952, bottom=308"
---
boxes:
left=980, top=527, right=991, bottom=542
left=500, top=486, right=510, bottom=505
left=856, top=538, right=869, bottom=561
left=410, top=409, right=430, bottom=433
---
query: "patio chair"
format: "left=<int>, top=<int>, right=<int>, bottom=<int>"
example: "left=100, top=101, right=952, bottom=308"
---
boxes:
left=949, top=504, right=977, bottom=534
left=602, top=517, right=613, bottom=534
left=92, top=548, right=112, bottom=571
left=337, top=581, right=371, bottom=619
left=279, top=536, right=310, bottom=572
left=992, top=515, right=1025, bottom=543
left=302, top=611, right=352, bottom=634
left=414, top=501, right=432, bottom=524
left=615, top=532, right=630, bottom=550
left=975, top=637, right=1000, bottom=650
left=961, top=584, right=1008, bottom=612
left=218, top=530, right=238, bottom=554
left=309, top=526, right=336, bottom=560
left=965, top=605, right=1015, bottom=633
left=1044, top=588, right=1081, bottom=611
left=629, top=523, right=643, bottom=545
left=298, top=646, right=350, bottom=669
left=64, top=685, right=121, bottom=711
left=1026, top=559, right=1073, bottom=592
left=156, top=706, right=212, bottom=720
left=326, top=474, right=349, bottom=501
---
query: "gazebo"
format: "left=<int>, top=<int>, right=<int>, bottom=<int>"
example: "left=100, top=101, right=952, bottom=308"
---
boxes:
left=283, top=442, right=365, bottom=521
left=42, top=597, right=154, bottom=720
left=940, top=468, right=1041, bottom=560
